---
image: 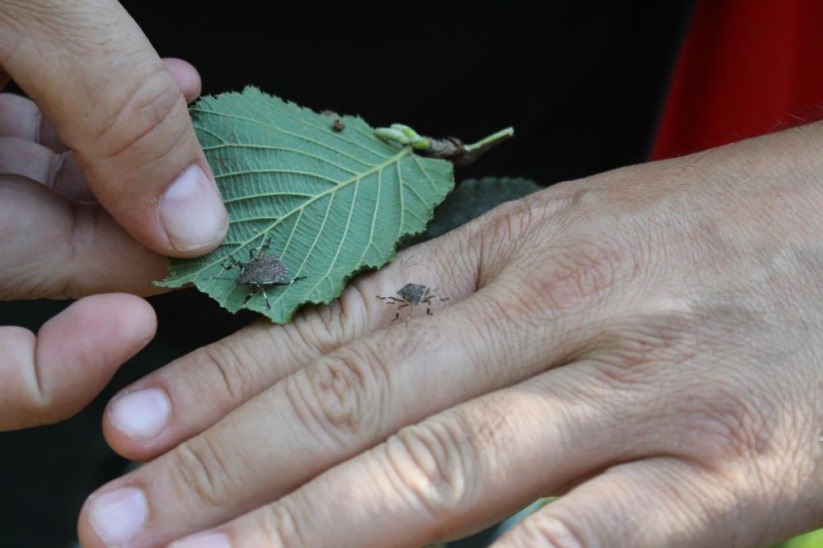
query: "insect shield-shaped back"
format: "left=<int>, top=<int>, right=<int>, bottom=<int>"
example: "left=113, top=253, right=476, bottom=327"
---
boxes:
left=218, top=248, right=306, bottom=310
left=377, top=283, right=449, bottom=320
left=396, top=283, right=428, bottom=305
left=236, top=253, right=291, bottom=286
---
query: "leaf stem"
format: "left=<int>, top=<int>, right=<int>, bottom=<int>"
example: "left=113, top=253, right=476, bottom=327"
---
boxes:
left=455, top=127, right=515, bottom=167
left=375, top=124, right=514, bottom=167
left=464, top=127, right=515, bottom=153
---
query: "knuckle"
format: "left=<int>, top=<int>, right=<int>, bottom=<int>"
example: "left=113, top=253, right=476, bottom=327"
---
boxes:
left=587, top=312, right=701, bottom=388
left=170, top=434, right=238, bottom=509
left=285, top=341, right=389, bottom=449
left=475, top=185, right=658, bottom=315
left=488, top=197, right=540, bottom=245
left=341, top=278, right=384, bottom=332
left=85, top=64, right=191, bottom=166
left=511, top=512, right=588, bottom=548
left=383, top=418, right=477, bottom=520
left=677, top=379, right=775, bottom=466
left=289, top=307, right=345, bottom=357
left=475, top=194, right=549, bottom=274
left=256, top=502, right=308, bottom=548
left=0, top=2, right=89, bottom=54
left=531, top=240, right=636, bottom=313
left=473, top=187, right=580, bottom=275
left=288, top=280, right=372, bottom=354
left=678, top=383, right=820, bottom=524
left=194, top=342, right=256, bottom=405
left=278, top=320, right=327, bottom=365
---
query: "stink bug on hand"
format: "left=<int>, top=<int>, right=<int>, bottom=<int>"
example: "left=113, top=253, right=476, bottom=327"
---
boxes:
left=219, top=245, right=305, bottom=310
left=377, top=283, right=449, bottom=320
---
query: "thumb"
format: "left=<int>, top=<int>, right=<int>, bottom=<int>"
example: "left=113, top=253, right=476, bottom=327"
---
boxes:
left=0, top=0, right=228, bottom=256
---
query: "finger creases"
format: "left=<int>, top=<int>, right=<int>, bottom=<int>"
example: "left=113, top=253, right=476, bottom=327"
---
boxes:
left=158, top=369, right=664, bottom=548
left=0, top=0, right=222, bottom=255
left=81, top=274, right=603, bottom=547
left=495, top=456, right=808, bottom=548
left=162, top=361, right=813, bottom=548
left=101, top=236, right=484, bottom=460
left=0, top=177, right=168, bottom=298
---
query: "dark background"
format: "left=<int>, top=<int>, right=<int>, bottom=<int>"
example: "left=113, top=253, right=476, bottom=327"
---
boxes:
left=0, top=2, right=693, bottom=546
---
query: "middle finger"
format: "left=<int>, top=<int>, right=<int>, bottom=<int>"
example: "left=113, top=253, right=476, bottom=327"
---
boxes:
left=102, top=236, right=481, bottom=460
left=81, top=277, right=598, bottom=547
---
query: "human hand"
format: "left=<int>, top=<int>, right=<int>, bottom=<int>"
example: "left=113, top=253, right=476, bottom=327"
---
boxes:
left=80, top=123, right=823, bottom=547
left=0, top=0, right=228, bottom=430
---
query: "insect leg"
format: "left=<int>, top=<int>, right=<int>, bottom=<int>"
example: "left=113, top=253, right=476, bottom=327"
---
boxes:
left=222, top=255, right=243, bottom=270
left=430, top=288, right=450, bottom=302
left=394, top=302, right=410, bottom=321
left=243, top=289, right=256, bottom=305
left=261, top=286, right=271, bottom=310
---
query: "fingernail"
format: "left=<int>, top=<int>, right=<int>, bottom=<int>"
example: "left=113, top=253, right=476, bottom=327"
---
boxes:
left=160, top=164, right=228, bottom=252
left=87, top=487, right=148, bottom=546
left=109, top=388, right=171, bottom=441
left=170, top=532, right=231, bottom=548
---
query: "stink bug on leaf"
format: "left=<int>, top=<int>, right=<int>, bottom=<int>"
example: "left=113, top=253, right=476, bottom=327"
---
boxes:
left=219, top=245, right=305, bottom=309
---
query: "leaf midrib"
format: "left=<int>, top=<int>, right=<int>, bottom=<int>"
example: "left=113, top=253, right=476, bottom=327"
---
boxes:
left=194, top=145, right=414, bottom=277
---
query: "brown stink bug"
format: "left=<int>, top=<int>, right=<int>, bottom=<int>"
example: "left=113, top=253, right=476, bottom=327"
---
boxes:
left=377, top=283, right=449, bottom=320
left=220, top=246, right=305, bottom=309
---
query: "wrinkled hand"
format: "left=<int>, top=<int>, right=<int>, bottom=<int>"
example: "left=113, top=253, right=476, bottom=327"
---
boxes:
left=81, top=123, right=823, bottom=547
left=0, top=0, right=228, bottom=430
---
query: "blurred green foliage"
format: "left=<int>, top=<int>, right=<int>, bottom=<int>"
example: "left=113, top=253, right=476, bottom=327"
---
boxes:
left=775, top=528, right=823, bottom=548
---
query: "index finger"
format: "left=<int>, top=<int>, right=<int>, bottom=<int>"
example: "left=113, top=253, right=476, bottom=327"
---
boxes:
left=78, top=209, right=607, bottom=547
left=101, top=230, right=481, bottom=460
left=0, top=294, right=156, bottom=430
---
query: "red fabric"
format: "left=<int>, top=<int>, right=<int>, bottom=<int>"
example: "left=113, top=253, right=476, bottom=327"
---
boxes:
left=652, top=0, right=823, bottom=160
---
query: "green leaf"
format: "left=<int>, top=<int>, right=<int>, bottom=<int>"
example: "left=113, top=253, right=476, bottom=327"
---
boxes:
left=155, top=87, right=455, bottom=323
left=773, top=528, right=823, bottom=548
